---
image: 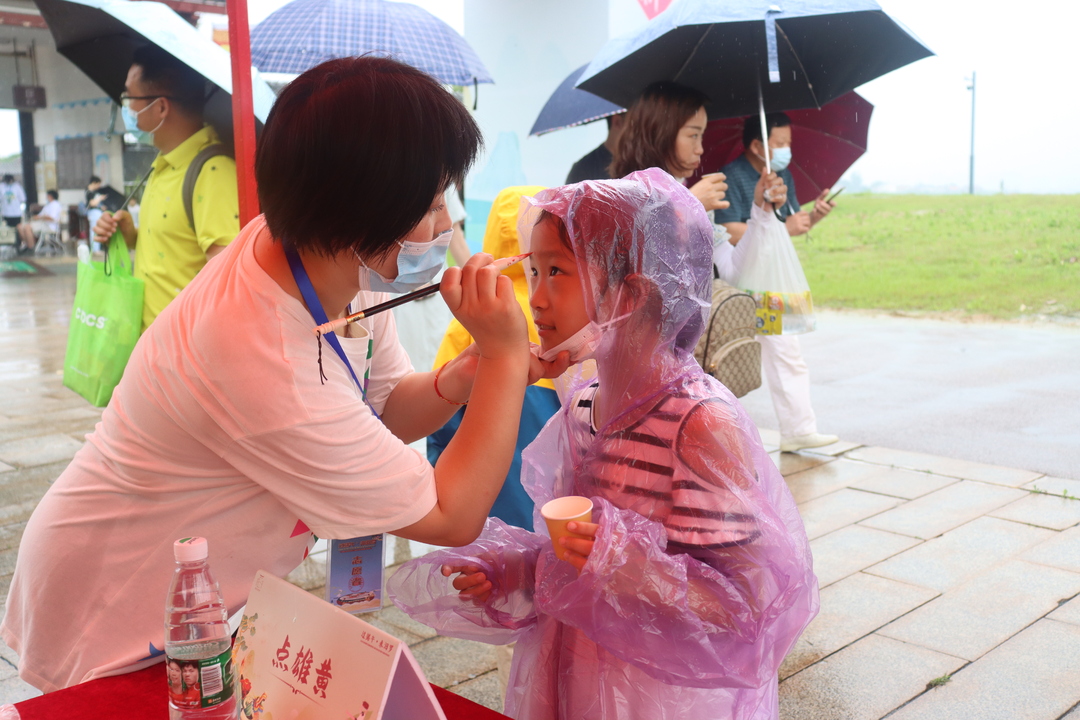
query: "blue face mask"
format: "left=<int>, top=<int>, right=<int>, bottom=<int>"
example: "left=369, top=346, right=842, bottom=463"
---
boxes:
left=358, top=229, right=453, bottom=294
left=769, top=146, right=792, bottom=172
left=121, top=98, right=162, bottom=145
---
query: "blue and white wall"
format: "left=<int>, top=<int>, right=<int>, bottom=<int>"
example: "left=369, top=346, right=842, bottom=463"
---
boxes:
left=460, top=0, right=653, bottom=250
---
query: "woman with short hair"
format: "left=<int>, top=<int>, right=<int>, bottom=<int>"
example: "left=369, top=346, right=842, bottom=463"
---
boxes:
left=2, top=56, right=562, bottom=693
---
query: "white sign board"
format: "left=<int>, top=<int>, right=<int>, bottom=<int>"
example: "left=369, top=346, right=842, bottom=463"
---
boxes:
left=234, top=570, right=445, bottom=720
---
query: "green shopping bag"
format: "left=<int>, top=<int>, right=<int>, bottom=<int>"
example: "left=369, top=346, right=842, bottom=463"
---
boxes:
left=63, top=233, right=144, bottom=407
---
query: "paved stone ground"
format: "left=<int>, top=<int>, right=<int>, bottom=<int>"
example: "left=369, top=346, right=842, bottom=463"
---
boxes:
left=737, top=309, right=1080, bottom=481
left=0, top=258, right=1078, bottom=718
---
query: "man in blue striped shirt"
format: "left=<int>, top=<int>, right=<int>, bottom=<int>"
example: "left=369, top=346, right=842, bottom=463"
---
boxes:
left=714, top=113, right=834, bottom=243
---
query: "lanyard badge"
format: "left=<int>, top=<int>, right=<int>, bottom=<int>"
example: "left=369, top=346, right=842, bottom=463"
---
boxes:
left=285, top=244, right=385, bottom=614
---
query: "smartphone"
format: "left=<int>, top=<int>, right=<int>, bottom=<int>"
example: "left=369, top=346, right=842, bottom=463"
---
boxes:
left=826, top=187, right=844, bottom=203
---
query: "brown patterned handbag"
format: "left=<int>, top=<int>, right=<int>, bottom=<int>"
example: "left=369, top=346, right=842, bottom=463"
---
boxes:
left=694, top=279, right=762, bottom=398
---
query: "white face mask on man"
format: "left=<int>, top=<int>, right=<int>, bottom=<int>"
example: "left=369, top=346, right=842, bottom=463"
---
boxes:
left=758, top=145, right=792, bottom=172
left=121, top=98, right=164, bottom=144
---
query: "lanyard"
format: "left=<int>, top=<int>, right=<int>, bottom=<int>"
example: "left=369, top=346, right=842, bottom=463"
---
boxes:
left=284, top=245, right=380, bottom=421
left=285, top=245, right=385, bottom=600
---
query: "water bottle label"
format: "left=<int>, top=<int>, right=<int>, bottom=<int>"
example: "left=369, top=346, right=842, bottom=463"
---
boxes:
left=166, top=646, right=235, bottom=710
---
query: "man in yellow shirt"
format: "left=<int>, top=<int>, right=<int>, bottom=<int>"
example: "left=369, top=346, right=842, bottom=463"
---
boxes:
left=95, top=46, right=239, bottom=332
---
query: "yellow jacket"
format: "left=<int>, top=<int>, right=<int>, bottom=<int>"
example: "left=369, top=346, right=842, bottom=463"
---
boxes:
left=433, top=185, right=554, bottom=390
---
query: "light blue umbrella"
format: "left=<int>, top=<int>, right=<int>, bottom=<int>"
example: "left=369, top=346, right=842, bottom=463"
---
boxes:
left=34, top=0, right=277, bottom=136
left=251, top=0, right=492, bottom=87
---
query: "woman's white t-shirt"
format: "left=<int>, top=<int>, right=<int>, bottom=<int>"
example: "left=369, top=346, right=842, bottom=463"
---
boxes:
left=1, top=216, right=437, bottom=692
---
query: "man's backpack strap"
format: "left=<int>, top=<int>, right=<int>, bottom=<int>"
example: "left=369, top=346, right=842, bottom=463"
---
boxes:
left=182, top=143, right=232, bottom=231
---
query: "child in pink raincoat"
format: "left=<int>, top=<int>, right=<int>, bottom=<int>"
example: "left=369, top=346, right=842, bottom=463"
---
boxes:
left=388, top=168, right=818, bottom=720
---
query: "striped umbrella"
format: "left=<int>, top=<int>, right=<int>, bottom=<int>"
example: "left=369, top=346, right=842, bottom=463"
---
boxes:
left=251, top=0, right=492, bottom=86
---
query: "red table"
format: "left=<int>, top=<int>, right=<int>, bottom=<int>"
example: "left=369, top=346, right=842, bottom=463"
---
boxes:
left=15, top=662, right=509, bottom=719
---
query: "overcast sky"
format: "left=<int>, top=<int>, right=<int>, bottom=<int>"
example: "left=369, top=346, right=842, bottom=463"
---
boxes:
left=7, top=0, right=1074, bottom=194
left=248, top=0, right=1080, bottom=194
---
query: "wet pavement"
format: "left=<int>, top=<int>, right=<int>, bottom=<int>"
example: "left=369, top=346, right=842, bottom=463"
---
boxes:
left=738, top=309, right=1080, bottom=481
left=0, top=257, right=1078, bottom=718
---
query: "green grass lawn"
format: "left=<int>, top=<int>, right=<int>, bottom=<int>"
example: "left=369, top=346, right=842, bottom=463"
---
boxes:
left=793, top=194, right=1080, bottom=319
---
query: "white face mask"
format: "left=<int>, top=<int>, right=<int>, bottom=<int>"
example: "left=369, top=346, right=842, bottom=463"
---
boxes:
left=356, top=229, right=452, bottom=294
left=540, top=288, right=633, bottom=364
left=767, top=146, right=792, bottom=171
left=121, top=98, right=164, bottom=144
left=540, top=320, right=603, bottom=363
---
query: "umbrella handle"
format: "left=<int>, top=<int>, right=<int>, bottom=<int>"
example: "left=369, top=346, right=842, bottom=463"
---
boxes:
left=757, top=84, right=771, bottom=176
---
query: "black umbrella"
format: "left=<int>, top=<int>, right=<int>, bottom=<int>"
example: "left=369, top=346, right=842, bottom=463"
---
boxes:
left=34, top=0, right=276, bottom=137
left=576, top=0, right=932, bottom=120
left=529, top=65, right=625, bottom=136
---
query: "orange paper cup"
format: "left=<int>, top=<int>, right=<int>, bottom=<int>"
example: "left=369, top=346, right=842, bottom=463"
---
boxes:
left=541, top=496, right=594, bottom=561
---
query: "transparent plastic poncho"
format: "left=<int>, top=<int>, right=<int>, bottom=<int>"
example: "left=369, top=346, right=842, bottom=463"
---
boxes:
left=388, top=168, right=818, bottom=720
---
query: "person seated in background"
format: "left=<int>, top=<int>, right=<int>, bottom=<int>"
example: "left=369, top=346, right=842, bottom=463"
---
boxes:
left=565, top=112, right=625, bottom=184
left=16, top=189, right=61, bottom=255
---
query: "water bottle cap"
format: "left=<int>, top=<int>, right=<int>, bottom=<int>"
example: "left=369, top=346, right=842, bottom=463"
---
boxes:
left=173, top=536, right=208, bottom=562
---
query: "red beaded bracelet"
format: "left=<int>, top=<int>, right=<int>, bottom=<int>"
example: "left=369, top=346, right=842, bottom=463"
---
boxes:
left=434, top=362, right=468, bottom=406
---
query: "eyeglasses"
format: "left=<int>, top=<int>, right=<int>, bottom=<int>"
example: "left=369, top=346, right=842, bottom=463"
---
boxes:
left=119, top=94, right=171, bottom=109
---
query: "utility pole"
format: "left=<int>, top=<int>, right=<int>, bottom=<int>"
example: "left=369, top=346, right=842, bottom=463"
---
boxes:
left=967, top=71, right=976, bottom=195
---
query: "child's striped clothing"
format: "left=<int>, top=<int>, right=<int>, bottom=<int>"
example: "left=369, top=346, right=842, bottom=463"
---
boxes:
left=568, top=378, right=760, bottom=554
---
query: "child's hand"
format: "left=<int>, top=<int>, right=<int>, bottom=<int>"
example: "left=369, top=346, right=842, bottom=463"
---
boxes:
left=559, top=521, right=599, bottom=572
left=441, top=564, right=492, bottom=603
left=527, top=345, right=571, bottom=385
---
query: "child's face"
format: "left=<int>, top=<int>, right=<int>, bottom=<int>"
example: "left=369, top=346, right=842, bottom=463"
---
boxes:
left=529, top=219, right=591, bottom=354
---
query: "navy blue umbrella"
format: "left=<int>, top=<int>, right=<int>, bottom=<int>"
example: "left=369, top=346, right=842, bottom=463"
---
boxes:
left=251, top=0, right=492, bottom=87
left=529, top=65, right=625, bottom=136
left=577, top=0, right=932, bottom=119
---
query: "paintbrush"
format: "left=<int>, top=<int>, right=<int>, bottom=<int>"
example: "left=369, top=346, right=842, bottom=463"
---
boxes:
left=313, top=252, right=531, bottom=336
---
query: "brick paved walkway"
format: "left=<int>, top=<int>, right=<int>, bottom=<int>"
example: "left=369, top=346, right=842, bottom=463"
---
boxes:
left=1, top=259, right=1077, bottom=718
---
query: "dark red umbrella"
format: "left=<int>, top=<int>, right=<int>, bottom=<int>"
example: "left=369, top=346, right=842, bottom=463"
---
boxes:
left=691, top=91, right=873, bottom=206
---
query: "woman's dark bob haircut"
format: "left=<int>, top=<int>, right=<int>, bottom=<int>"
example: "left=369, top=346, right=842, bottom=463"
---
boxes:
left=609, top=81, right=708, bottom=179
left=256, top=56, right=482, bottom=258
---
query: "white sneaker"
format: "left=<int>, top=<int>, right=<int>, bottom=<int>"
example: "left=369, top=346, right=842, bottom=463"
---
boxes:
left=780, top=433, right=840, bottom=453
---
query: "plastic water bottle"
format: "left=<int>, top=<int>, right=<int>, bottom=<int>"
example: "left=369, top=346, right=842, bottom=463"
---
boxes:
left=165, top=537, right=237, bottom=719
